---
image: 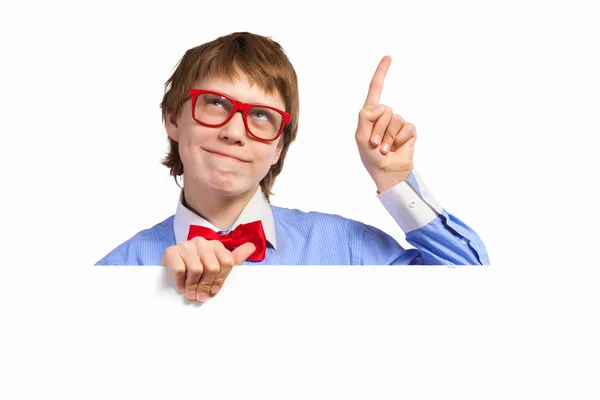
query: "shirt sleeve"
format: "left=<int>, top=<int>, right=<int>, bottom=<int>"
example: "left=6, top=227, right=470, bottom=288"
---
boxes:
left=376, top=169, right=490, bottom=265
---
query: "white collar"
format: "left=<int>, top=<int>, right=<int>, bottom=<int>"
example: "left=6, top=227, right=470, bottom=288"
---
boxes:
left=173, top=187, right=277, bottom=249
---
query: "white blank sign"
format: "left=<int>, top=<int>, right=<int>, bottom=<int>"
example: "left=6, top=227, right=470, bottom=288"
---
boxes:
left=3, top=265, right=598, bottom=399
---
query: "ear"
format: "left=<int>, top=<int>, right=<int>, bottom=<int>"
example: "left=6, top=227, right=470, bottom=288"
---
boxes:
left=165, top=112, right=180, bottom=142
left=271, top=139, right=284, bottom=166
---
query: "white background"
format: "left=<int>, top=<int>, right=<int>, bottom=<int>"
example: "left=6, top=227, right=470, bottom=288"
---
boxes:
left=1, top=0, right=599, bottom=398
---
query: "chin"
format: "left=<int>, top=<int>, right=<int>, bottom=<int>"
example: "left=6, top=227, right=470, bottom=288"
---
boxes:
left=206, top=175, right=257, bottom=197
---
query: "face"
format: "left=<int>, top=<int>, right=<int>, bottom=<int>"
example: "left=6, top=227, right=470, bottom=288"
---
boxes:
left=166, top=72, right=285, bottom=197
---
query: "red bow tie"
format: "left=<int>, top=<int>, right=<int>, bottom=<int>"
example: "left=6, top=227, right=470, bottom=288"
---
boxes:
left=187, top=220, right=267, bottom=261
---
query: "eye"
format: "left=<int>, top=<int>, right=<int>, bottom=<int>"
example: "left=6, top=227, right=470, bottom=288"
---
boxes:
left=252, top=110, right=268, bottom=120
left=208, top=98, right=225, bottom=107
left=201, top=94, right=232, bottom=112
left=250, top=108, right=275, bottom=122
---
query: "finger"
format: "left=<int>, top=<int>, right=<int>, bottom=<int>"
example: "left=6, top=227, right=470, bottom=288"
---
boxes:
left=231, top=242, right=257, bottom=266
left=363, top=55, right=392, bottom=108
left=195, top=247, right=221, bottom=303
left=395, top=136, right=418, bottom=167
left=390, top=122, right=417, bottom=153
left=380, top=113, right=404, bottom=154
left=356, top=105, right=387, bottom=142
left=370, top=106, right=393, bottom=148
left=209, top=244, right=236, bottom=297
left=182, top=240, right=205, bottom=301
left=161, top=246, right=186, bottom=294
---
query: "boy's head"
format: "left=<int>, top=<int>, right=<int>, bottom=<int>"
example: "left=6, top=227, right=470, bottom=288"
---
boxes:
left=160, top=32, right=299, bottom=201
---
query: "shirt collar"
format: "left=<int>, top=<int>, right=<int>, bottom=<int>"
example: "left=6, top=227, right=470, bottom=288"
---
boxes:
left=173, top=187, right=277, bottom=249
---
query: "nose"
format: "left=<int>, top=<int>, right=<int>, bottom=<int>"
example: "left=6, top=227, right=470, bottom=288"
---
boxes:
left=218, top=111, right=247, bottom=144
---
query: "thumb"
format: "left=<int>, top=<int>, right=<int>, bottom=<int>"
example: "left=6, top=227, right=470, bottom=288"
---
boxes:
left=356, top=105, right=386, bottom=140
left=396, top=136, right=418, bottom=163
left=231, top=242, right=257, bottom=265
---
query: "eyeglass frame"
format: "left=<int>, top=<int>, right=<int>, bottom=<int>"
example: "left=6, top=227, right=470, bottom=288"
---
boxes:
left=186, top=89, right=292, bottom=142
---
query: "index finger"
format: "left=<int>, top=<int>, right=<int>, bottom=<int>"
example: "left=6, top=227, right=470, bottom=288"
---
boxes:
left=364, top=55, right=392, bottom=108
left=161, top=246, right=186, bottom=293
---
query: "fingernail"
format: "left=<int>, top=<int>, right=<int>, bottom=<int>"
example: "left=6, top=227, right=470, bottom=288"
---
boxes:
left=197, top=292, right=208, bottom=303
left=186, top=289, right=195, bottom=300
left=210, top=285, right=220, bottom=295
left=373, top=135, right=382, bottom=145
left=382, top=143, right=390, bottom=153
left=375, top=105, right=384, bottom=112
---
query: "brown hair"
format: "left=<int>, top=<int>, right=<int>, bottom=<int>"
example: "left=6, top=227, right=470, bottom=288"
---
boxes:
left=160, top=32, right=299, bottom=202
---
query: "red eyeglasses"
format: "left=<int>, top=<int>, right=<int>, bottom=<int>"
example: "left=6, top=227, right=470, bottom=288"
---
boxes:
left=187, top=89, right=291, bottom=142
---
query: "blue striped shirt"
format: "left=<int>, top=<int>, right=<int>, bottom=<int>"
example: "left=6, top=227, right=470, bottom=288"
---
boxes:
left=96, top=185, right=488, bottom=266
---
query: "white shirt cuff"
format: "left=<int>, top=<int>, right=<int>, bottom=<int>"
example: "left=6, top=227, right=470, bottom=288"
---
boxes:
left=377, top=171, right=443, bottom=233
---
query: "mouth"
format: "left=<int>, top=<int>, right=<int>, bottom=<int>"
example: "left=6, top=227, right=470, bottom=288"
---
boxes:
left=203, top=148, right=249, bottom=163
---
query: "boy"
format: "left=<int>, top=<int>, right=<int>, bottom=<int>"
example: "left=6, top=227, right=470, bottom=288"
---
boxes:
left=96, top=32, right=489, bottom=303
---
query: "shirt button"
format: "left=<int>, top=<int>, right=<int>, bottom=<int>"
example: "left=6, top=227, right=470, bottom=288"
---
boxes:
left=409, top=201, right=416, bottom=208
left=461, top=238, right=469, bottom=245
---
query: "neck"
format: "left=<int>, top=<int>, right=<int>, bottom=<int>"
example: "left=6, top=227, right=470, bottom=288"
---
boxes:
left=183, top=184, right=259, bottom=231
